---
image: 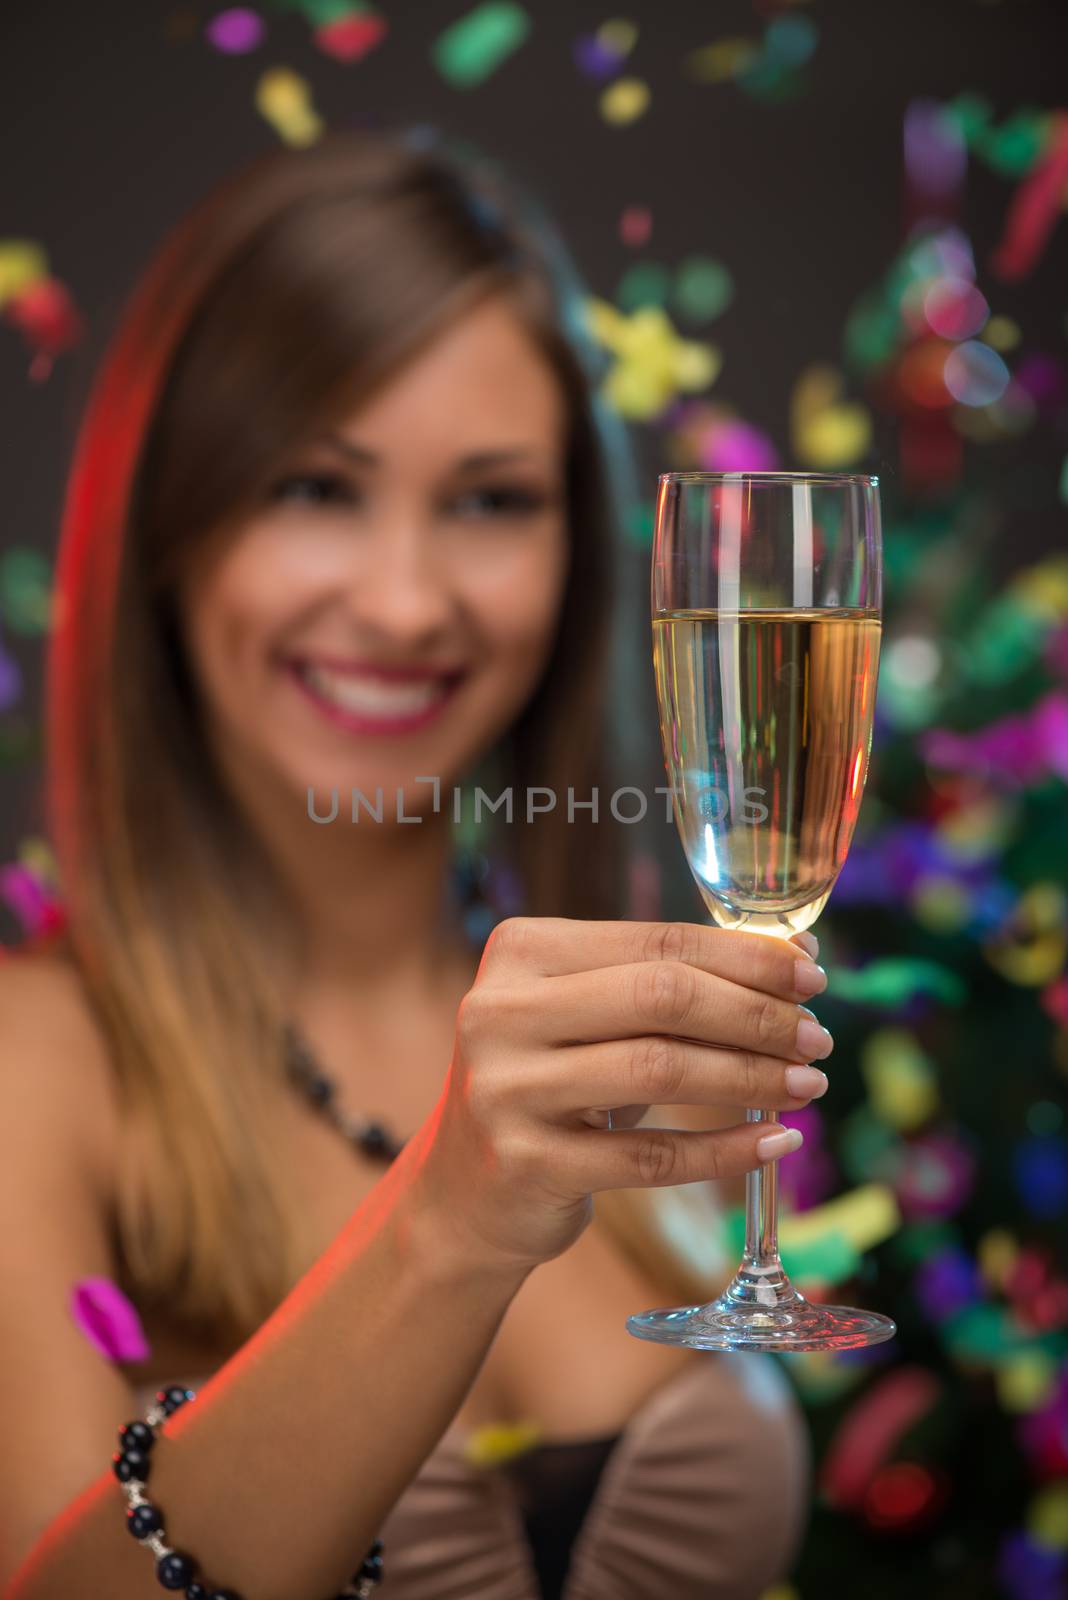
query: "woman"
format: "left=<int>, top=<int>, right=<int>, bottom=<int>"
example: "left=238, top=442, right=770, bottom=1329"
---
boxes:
left=2, top=132, right=831, bottom=1600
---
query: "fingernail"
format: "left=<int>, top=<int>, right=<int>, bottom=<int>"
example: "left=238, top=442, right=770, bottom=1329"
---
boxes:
left=785, top=1064, right=829, bottom=1100
left=796, top=1010, right=834, bottom=1060
left=793, top=931, right=819, bottom=959
left=756, top=1126, right=804, bottom=1162
left=794, top=960, right=828, bottom=998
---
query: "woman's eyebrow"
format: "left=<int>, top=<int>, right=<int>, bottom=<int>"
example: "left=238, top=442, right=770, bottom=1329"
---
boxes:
left=320, top=434, right=547, bottom=472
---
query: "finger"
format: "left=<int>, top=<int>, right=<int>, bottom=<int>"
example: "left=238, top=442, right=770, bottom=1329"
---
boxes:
left=551, top=1037, right=828, bottom=1117
left=557, top=1119, right=804, bottom=1193
left=523, top=962, right=833, bottom=1062
left=790, top=930, right=819, bottom=960
left=478, top=916, right=825, bottom=1003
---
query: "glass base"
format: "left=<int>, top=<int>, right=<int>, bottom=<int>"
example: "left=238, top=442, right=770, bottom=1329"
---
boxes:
left=626, top=1263, right=897, bottom=1353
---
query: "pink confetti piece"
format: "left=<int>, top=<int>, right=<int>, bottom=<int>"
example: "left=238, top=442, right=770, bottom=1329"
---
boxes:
left=619, top=205, right=652, bottom=247
left=0, top=862, right=62, bottom=937
left=5, top=276, right=84, bottom=358
left=71, top=1277, right=150, bottom=1363
left=205, top=7, right=265, bottom=53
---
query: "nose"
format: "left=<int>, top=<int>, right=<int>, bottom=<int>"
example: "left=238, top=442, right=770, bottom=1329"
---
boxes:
left=348, top=519, right=457, bottom=646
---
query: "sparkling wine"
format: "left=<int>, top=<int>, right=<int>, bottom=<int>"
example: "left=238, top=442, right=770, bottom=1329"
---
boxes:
left=653, top=608, right=881, bottom=937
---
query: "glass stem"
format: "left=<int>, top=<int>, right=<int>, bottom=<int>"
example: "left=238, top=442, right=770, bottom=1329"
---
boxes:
left=744, top=1108, right=781, bottom=1269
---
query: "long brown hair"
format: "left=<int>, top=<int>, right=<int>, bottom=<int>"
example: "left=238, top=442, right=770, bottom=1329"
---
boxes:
left=45, top=130, right=721, bottom=1346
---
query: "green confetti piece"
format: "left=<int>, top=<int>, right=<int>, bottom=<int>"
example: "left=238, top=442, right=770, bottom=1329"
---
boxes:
left=942, top=92, right=993, bottom=148
left=956, top=594, right=1046, bottom=685
left=432, top=3, right=531, bottom=88
left=616, top=261, right=671, bottom=312
left=825, top=958, right=966, bottom=1008
left=844, top=292, right=900, bottom=372
left=889, top=1220, right=961, bottom=1269
left=943, top=1303, right=1063, bottom=1365
left=725, top=1208, right=860, bottom=1284
left=0, top=548, right=52, bottom=635
left=672, top=257, right=734, bottom=324
left=306, top=0, right=367, bottom=23
left=762, top=14, right=818, bottom=67
left=837, top=1106, right=902, bottom=1186
left=979, top=110, right=1050, bottom=177
left=268, top=0, right=361, bottom=18
left=1059, top=456, right=1068, bottom=506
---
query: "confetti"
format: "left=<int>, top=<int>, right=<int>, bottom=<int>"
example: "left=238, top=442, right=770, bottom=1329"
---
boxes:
left=205, top=7, right=265, bottom=52
left=71, top=1278, right=150, bottom=1363
left=599, top=77, right=650, bottom=125
left=0, top=861, right=62, bottom=937
left=790, top=364, right=872, bottom=469
left=0, top=240, right=49, bottom=306
left=825, top=957, right=965, bottom=1008
left=255, top=66, right=324, bottom=145
left=4, top=276, right=84, bottom=377
left=619, top=205, right=652, bottom=247
left=944, top=340, right=1010, bottom=406
left=861, top=1029, right=939, bottom=1132
left=616, top=261, right=671, bottom=311
left=983, top=314, right=1021, bottom=351
left=819, top=1366, right=942, bottom=1510
left=314, top=6, right=386, bottom=62
left=585, top=298, right=719, bottom=420
left=685, top=38, right=761, bottom=84
left=463, top=1418, right=543, bottom=1466
left=432, top=3, right=530, bottom=89
left=893, top=1132, right=976, bottom=1222
left=0, top=548, right=53, bottom=635
left=672, top=256, right=733, bottom=323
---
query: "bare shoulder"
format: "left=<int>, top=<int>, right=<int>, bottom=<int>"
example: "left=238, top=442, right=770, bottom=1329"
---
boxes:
left=0, top=947, right=121, bottom=1195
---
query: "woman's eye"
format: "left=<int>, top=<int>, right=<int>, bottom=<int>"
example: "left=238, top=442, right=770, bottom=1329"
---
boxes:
left=449, top=486, right=548, bottom=519
left=268, top=473, right=356, bottom=506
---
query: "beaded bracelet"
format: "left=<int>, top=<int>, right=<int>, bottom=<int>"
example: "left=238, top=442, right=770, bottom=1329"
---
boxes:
left=113, top=1385, right=385, bottom=1598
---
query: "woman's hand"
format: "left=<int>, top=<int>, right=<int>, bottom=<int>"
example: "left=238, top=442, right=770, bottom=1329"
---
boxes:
left=412, top=917, right=830, bottom=1276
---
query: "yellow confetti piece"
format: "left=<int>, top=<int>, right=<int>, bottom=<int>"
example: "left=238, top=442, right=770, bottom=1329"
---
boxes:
left=759, top=1585, right=800, bottom=1600
left=977, top=1227, right=1018, bottom=1292
left=462, top=1419, right=543, bottom=1467
left=995, top=1350, right=1058, bottom=1414
left=0, top=240, right=49, bottom=308
left=911, top=874, right=973, bottom=934
left=255, top=68, right=324, bottom=147
left=686, top=38, right=761, bottom=82
left=587, top=298, right=720, bottom=421
left=1011, top=554, right=1068, bottom=620
left=779, top=1183, right=901, bottom=1255
left=861, top=1029, right=939, bottom=1132
left=17, top=836, right=59, bottom=886
left=597, top=17, right=638, bottom=56
left=790, top=364, right=872, bottom=469
left=936, top=794, right=1016, bottom=862
left=983, top=314, right=1021, bottom=351
left=983, top=882, right=1068, bottom=986
left=1029, top=1483, right=1068, bottom=1551
left=600, top=76, right=650, bottom=125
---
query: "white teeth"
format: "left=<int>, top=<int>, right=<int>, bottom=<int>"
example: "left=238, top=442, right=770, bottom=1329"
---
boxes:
left=301, top=664, right=448, bottom=717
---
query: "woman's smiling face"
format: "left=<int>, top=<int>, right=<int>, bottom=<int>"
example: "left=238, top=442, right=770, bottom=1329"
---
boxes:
left=179, top=293, right=571, bottom=818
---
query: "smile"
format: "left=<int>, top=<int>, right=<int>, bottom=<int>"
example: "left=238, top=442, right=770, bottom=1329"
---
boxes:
left=287, top=659, right=465, bottom=735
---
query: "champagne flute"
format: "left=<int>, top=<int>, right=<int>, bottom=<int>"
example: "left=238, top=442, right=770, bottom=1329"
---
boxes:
left=627, top=471, right=897, bottom=1352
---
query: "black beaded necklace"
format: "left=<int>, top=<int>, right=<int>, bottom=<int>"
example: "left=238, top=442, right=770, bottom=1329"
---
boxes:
left=282, top=1020, right=407, bottom=1164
